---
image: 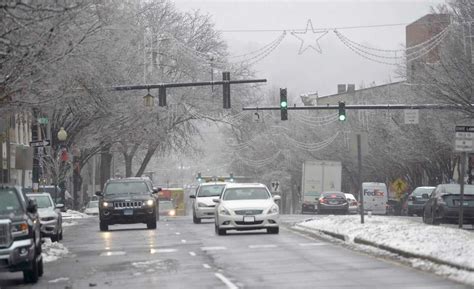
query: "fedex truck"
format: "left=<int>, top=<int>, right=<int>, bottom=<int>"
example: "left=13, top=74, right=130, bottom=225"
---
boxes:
left=301, top=161, right=342, bottom=213
left=362, top=182, right=388, bottom=215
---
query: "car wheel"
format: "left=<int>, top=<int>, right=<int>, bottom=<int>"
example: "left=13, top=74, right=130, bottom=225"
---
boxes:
left=431, top=210, right=440, bottom=225
left=23, top=247, right=39, bottom=283
left=59, top=229, right=63, bottom=241
left=51, top=234, right=58, bottom=242
left=407, top=210, right=413, bottom=217
left=215, top=223, right=226, bottom=235
left=193, top=213, right=201, bottom=224
left=267, top=227, right=279, bottom=234
left=147, top=218, right=157, bottom=230
left=99, top=221, right=108, bottom=232
left=422, top=210, right=427, bottom=224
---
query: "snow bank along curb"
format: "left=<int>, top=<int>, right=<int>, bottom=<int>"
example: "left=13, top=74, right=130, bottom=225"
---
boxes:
left=292, top=215, right=474, bottom=273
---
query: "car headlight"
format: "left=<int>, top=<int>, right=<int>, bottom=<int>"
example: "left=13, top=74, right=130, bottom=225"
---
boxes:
left=267, top=204, right=279, bottom=214
left=168, top=209, right=176, bottom=216
left=197, top=202, right=208, bottom=207
left=102, top=201, right=110, bottom=208
left=12, top=222, right=29, bottom=237
left=146, top=199, right=154, bottom=207
left=219, top=207, right=231, bottom=216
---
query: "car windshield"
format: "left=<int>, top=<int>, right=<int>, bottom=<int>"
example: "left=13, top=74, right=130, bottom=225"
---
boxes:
left=412, top=188, right=434, bottom=196
left=104, top=182, right=149, bottom=195
left=0, top=189, right=22, bottom=215
left=442, top=185, right=474, bottom=195
left=198, top=185, right=225, bottom=197
left=159, top=201, right=174, bottom=210
left=223, top=188, right=270, bottom=201
left=28, top=195, right=53, bottom=208
left=322, top=192, right=345, bottom=198
left=88, top=201, right=99, bottom=208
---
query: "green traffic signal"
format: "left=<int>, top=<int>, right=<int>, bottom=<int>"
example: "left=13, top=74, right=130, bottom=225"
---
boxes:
left=338, top=101, right=346, bottom=122
left=339, top=114, right=346, bottom=121
left=280, top=101, right=288, bottom=108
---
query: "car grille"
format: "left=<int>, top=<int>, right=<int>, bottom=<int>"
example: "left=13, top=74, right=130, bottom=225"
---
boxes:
left=114, top=201, right=143, bottom=209
left=235, top=220, right=264, bottom=225
left=0, top=222, right=11, bottom=248
left=234, top=210, right=263, bottom=215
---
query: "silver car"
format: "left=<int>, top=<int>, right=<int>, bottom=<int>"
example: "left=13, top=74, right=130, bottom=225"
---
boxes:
left=214, top=183, right=280, bottom=235
left=190, top=182, right=226, bottom=224
left=26, top=193, right=63, bottom=242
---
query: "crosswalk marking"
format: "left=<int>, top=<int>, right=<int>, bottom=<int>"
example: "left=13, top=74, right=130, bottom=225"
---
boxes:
left=248, top=244, right=278, bottom=249
left=201, top=246, right=227, bottom=251
left=100, top=251, right=126, bottom=256
left=203, top=264, right=211, bottom=269
left=150, top=248, right=178, bottom=254
left=189, top=251, right=196, bottom=256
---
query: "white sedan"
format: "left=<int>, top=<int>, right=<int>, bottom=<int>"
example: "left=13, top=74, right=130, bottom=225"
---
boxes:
left=214, top=183, right=280, bottom=235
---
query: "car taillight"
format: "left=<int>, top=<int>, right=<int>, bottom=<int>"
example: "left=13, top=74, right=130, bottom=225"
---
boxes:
left=319, top=198, right=326, bottom=204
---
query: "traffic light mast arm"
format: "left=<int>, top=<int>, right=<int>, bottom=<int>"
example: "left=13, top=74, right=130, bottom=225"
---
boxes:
left=112, top=79, right=267, bottom=91
left=243, top=103, right=470, bottom=110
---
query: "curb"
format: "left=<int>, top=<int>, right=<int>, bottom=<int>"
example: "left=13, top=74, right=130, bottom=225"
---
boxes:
left=293, top=224, right=474, bottom=272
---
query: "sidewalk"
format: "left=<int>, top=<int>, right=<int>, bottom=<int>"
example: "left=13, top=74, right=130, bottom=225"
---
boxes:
left=293, top=215, right=474, bottom=285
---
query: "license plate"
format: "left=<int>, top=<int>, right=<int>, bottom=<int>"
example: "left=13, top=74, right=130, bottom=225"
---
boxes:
left=124, top=209, right=133, bottom=216
left=243, top=216, right=255, bottom=223
left=464, top=202, right=469, bottom=206
left=329, top=201, right=338, bottom=205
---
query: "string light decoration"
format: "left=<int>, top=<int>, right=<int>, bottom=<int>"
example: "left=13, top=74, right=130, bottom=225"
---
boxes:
left=291, top=19, right=329, bottom=54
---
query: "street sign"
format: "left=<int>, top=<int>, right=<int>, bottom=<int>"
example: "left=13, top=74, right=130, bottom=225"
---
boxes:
left=454, top=127, right=474, bottom=152
left=29, top=139, right=51, bottom=148
left=404, top=109, right=419, bottom=124
left=37, top=117, right=49, bottom=125
left=271, top=181, right=280, bottom=193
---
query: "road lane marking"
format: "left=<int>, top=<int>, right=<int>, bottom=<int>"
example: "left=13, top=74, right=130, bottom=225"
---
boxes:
left=175, top=232, right=181, bottom=235
left=201, top=246, right=227, bottom=251
left=215, top=273, right=238, bottom=289
left=248, top=244, right=278, bottom=249
left=181, top=239, right=187, bottom=243
left=48, top=277, right=69, bottom=283
left=298, top=243, right=327, bottom=247
left=150, top=248, right=178, bottom=254
left=189, top=251, right=196, bottom=256
left=100, top=251, right=126, bottom=256
left=203, top=264, right=211, bottom=269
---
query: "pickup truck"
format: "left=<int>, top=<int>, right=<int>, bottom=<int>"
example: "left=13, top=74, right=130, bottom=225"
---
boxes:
left=0, top=186, right=43, bottom=283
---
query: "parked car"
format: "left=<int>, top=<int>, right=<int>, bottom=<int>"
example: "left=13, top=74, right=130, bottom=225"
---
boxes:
left=317, top=192, right=348, bottom=214
left=26, top=193, right=63, bottom=242
left=344, top=193, right=358, bottom=214
left=423, top=184, right=474, bottom=225
left=0, top=186, right=43, bottom=283
left=406, top=186, right=435, bottom=216
left=158, top=200, right=176, bottom=217
left=84, top=200, right=99, bottom=216
left=96, top=177, right=160, bottom=231
left=22, top=186, right=72, bottom=211
left=190, top=182, right=226, bottom=224
left=214, top=183, right=280, bottom=235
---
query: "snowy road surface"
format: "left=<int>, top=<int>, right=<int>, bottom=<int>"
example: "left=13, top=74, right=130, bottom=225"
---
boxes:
left=0, top=215, right=472, bottom=288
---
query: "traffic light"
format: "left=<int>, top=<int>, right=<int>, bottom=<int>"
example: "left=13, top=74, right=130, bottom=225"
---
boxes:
left=229, top=173, right=234, bottom=182
left=280, top=88, right=288, bottom=121
left=338, top=101, right=346, bottom=121
left=159, top=87, right=166, bottom=107
left=197, top=172, right=202, bottom=182
left=223, top=72, right=231, bottom=109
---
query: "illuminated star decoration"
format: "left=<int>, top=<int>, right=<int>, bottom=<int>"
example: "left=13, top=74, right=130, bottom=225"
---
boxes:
left=291, top=19, right=329, bottom=55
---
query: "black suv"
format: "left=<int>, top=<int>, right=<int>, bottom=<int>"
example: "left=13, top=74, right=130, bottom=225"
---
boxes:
left=0, top=186, right=43, bottom=283
left=96, top=178, right=160, bottom=231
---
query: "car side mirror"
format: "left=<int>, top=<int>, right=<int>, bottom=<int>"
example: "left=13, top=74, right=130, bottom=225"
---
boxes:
left=27, top=199, right=38, bottom=214
left=212, top=199, right=221, bottom=203
left=189, top=195, right=196, bottom=199
left=152, top=187, right=161, bottom=194
left=95, top=191, right=103, bottom=197
left=56, top=204, right=65, bottom=210
left=273, top=195, right=281, bottom=201
left=422, top=193, right=429, bottom=199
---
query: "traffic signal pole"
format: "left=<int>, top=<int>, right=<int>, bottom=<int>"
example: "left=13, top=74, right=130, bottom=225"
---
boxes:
left=243, top=103, right=471, bottom=111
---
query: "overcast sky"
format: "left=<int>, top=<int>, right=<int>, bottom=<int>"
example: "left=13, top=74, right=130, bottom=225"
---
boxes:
left=173, top=0, right=446, bottom=102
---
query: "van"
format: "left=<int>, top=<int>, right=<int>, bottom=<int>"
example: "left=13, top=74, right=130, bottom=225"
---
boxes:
left=362, top=182, right=388, bottom=215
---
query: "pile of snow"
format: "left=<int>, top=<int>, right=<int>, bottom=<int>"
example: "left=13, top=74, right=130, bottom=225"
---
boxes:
left=61, top=209, right=91, bottom=220
left=42, top=238, right=69, bottom=263
left=296, top=215, right=474, bottom=270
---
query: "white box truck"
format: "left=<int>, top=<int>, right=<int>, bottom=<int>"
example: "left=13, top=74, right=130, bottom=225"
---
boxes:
left=301, top=160, right=342, bottom=213
left=362, top=182, right=388, bottom=215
